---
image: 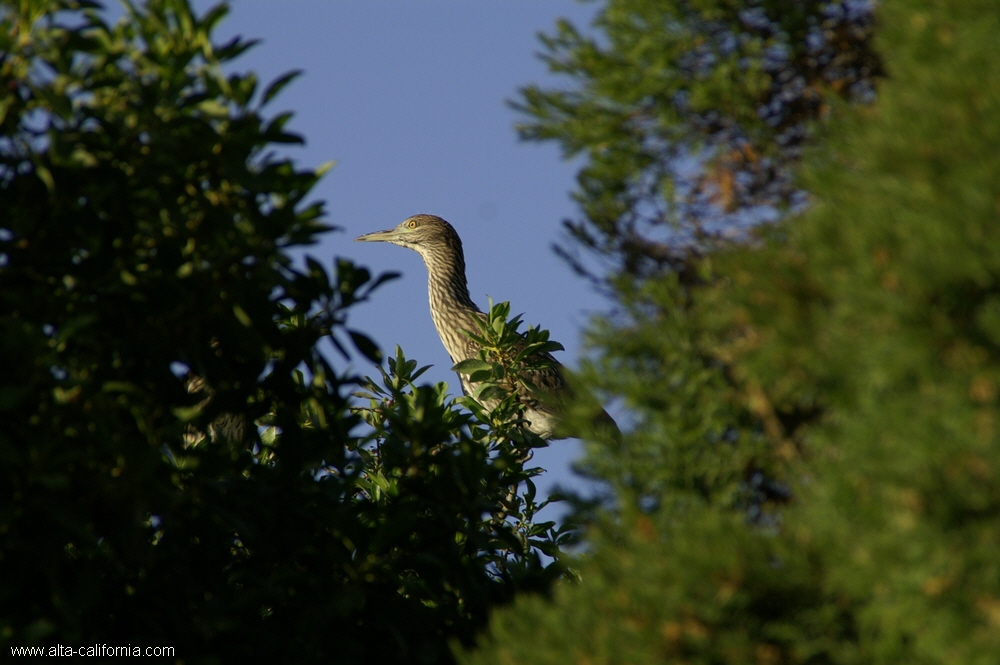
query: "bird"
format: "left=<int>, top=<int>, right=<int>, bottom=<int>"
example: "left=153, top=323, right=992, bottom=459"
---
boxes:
left=355, top=213, right=617, bottom=440
left=183, top=371, right=260, bottom=449
left=181, top=338, right=261, bottom=450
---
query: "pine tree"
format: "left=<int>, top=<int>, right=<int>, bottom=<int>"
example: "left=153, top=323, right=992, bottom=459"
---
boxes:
left=513, top=0, right=881, bottom=280
left=462, top=0, right=1000, bottom=663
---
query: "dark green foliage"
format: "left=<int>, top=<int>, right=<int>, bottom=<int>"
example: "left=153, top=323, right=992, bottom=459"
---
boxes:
left=355, top=342, right=575, bottom=581
left=572, top=270, right=790, bottom=519
left=0, top=2, right=566, bottom=662
left=453, top=300, right=563, bottom=432
left=464, top=0, right=1000, bottom=663
left=467, top=511, right=856, bottom=665
left=717, top=2, right=1000, bottom=658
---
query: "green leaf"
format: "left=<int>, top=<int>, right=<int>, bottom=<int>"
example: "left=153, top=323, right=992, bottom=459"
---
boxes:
left=305, top=255, right=329, bottom=283
left=468, top=369, right=493, bottom=383
left=261, top=69, right=302, bottom=105
left=260, top=426, right=278, bottom=446
left=348, top=329, right=381, bottom=362
left=35, top=165, right=55, bottom=193
left=172, top=404, right=204, bottom=421
left=474, top=384, right=508, bottom=402
left=452, top=359, right=491, bottom=374
left=232, top=304, right=253, bottom=327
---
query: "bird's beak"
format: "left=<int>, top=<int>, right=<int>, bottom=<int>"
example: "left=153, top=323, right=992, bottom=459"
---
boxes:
left=354, top=228, right=400, bottom=243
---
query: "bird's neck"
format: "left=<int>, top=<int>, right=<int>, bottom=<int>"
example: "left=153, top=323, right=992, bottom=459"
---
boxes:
left=425, top=253, right=478, bottom=312
left=420, top=250, right=482, bottom=362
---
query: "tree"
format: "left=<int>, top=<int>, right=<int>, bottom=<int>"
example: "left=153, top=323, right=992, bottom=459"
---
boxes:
left=514, top=0, right=881, bottom=281
left=0, top=1, right=569, bottom=662
left=462, top=0, right=1000, bottom=663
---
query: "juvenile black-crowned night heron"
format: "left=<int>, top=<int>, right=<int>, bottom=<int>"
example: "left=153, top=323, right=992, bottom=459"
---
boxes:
left=184, top=372, right=259, bottom=449
left=355, top=213, right=615, bottom=440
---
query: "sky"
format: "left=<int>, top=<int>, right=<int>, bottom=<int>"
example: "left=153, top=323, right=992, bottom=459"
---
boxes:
left=189, top=1, right=611, bottom=500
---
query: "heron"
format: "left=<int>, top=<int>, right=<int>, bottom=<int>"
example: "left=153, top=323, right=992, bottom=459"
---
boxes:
left=355, top=214, right=617, bottom=440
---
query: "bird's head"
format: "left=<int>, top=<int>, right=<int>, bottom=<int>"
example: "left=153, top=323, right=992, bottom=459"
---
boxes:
left=354, top=214, right=463, bottom=259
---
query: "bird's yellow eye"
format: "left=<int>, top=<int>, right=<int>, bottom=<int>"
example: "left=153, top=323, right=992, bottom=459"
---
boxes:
left=407, top=220, right=418, bottom=229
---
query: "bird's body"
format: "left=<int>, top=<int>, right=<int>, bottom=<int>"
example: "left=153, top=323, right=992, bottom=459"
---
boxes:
left=355, top=214, right=575, bottom=439
left=183, top=372, right=260, bottom=448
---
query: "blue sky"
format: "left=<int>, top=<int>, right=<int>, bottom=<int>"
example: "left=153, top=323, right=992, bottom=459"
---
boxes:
left=195, top=1, right=610, bottom=498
